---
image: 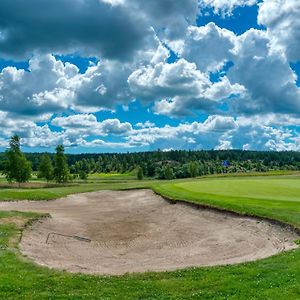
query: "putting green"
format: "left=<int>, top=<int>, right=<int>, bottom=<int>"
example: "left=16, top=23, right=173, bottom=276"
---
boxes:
left=174, top=177, right=300, bottom=202
left=154, top=176, right=300, bottom=227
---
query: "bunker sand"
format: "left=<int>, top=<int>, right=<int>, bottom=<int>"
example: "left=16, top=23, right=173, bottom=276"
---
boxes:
left=0, top=190, right=298, bottom=275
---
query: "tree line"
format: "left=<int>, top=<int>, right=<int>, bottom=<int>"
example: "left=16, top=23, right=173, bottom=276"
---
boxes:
left=32, top=148, right=300, bottom=180
left=1, top=135, right=300, bottom=184
left=51, top=148, right=300, bottom=180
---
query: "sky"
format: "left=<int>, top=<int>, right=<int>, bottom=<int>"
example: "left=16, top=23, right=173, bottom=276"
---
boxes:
left=0, top=0, right=300, bottom=153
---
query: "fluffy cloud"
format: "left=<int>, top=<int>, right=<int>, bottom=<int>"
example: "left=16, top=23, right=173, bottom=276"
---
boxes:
left=201, top=115, right=238, bottom=131
left=0, top=0, right=300, bottom=152
left=179, top=23, right=236, bottom=72
left=0, top=112, right=135, bottom=149
left=172, top=22, right=300, bottom=118
left=199, top=0, right=257, bottom=16
left=258, top=0, right=300, bottom=62
left=127, top=0, right=199, bottom=40
left=0, top=38, right=172, bottom=117
left=0, top=111, right=64, bottom=147
left=0, top=0, right=155, bottom=61
left=0, top=112, right=239, bottom=150
left=1, top=4, right=299, bottom=122
left=228, top=29, right=300, bottom=115
left=0, top=0, right=200, bottom=61
left=51, top=115, right=132, bottom=136
left=126, top=115, right=239, bottom=149
left=230, top=120, right=300, bottom=152
left=126, top=115, right=300, bottom=152
left=237, top=114, right=300, bottom=127
left=0, top=54, right=135, bottom=117
left=1, top=111, right=299, bottom=152
left=71, top=60, right=134, bottom=112
left=129, top=59, right=211, bottom=102
left=129, top=58, right=243, bottom=117
left=0, top=54, right=73, bottom=117
left=130, top=21, right=300, bottom=118
left=136, top=121, right=156, bottom=129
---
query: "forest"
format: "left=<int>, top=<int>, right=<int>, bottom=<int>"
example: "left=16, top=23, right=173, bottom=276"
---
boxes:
left=1, top=149, right=300, bottom=180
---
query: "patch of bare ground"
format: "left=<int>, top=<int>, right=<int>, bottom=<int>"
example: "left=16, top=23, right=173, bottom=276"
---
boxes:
left=0, top=190, right=298, bottom=275
left=0, top=216, right=27, bottom=227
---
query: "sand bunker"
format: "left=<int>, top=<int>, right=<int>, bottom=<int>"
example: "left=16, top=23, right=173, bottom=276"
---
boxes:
left=0, top=190, right=298, bottom=275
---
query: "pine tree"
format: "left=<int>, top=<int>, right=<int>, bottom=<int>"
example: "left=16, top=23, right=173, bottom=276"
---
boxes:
left=137, top=166, right=144, bottom=180
left=164, top=165, right=174, bottom=180
left=4, top=135, right=32, bottom=186
left=53, top=145, right=69, bottom=183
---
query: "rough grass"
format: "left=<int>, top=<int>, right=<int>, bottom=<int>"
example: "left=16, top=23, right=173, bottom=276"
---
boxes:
left=0, top=174, right=300, bottom=299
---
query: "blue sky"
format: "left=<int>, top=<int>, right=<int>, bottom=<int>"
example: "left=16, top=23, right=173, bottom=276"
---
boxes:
left=0, top=0, right=299, bottom=153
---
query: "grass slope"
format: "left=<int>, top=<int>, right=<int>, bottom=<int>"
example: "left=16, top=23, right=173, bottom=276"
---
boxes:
left=0, top=180, right=158, bottom=201
left=0, top=174, right=300, bottom=299
left=154, top=177, right=300, bottom=227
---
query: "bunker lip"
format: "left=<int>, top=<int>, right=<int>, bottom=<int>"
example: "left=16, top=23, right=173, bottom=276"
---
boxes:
left=154, top=191, right=300, bottom=236
left=0, top=189, right=298, bottom=275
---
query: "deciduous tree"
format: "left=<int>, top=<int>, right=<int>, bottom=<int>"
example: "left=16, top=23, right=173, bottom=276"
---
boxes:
left=38, top=153, right=54, bottom=181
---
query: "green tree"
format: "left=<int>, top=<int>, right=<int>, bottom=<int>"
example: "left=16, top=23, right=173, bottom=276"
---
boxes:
left=38, top=154, right=54, bottom=181
left=53, top=145, right=69, bottom=183
left=188, top=161, right=199, bottom=178
left=164, top=165, right=174, bottom=180
left=3, top=135, right=32, bottom=186
left=79, top=170, right=88, bottom=181
left=137, top=166, right=144, bottom=180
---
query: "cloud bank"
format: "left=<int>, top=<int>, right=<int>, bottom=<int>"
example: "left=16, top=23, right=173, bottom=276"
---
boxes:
left=0, top=0, right=299, bottom=151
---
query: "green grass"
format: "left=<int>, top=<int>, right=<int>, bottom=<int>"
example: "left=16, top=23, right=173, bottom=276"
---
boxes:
left=88, top=171, right=137, bottom=181
left=153, top=177, right=300, bottom=227
left=0, top=174, right=300, bottom=299
left=0, top=170, right=293, bottom=201
left=0, top=180, right=158, bottom=201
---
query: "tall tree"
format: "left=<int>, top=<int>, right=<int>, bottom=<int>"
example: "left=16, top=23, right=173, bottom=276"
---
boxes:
left=164, top=165, right=174, bottom=180
left=189, top=161, right=199, bottom=178
left=53, top=145, right=69, bottom=183
left=3, top=135, right=31, bottom=186
left=38, top=153, right=54, bottom=181
left=137, top=166, right=144, bottom=180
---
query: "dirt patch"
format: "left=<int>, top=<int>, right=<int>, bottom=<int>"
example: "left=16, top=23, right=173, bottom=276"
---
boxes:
left=0, top=216, right=27, bottom=228
left=0, top=190, right=298, bottom=275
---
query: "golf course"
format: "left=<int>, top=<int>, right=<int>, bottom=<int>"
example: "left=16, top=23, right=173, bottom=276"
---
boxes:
left=0, top=173, right=300, bottom=299
left=1, top=0, right=300, bottom=298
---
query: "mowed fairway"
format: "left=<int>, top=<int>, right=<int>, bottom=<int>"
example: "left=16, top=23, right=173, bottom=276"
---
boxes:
left=0, top=174, right=300, bottom=299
